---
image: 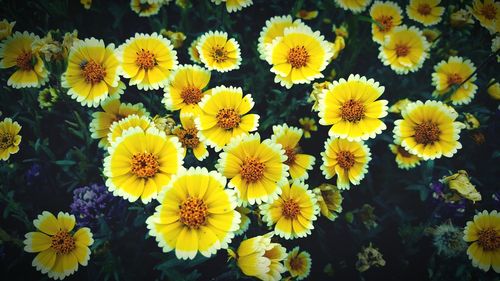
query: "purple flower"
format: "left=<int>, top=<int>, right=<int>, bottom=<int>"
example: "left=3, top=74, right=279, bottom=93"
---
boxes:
left=25, top=163, right=41, bottom=185
left=428, top=182, right=466, bottom=218
left=70, top=183, right=127, bottom=230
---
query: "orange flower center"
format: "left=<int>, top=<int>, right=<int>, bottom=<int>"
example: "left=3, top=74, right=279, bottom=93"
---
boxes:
left=0, top=133, right=14, bottom=149
left=481, top=4, right=497, bottom=20
left=81, top=60, right=106, bottom=84
left=337, top=150, right=355, bottom=170
left=51, top=231, right=76, bottom=255
left=181, top=86, right=203, bottom=104
left=136, top=49, right=157, bottom=70
left=240, top=157, right=265, bottom=183
left=376, top=15, right=393, bottom=32
left=397, top=145, right=413, bottom=158
left=340, top=99, right=365, bottom=123
left=211, top=46, right=228, bottom=63
left=216, top=108, right=241, bottom=130
left=395, top=44, right=410, bottom=57
left=16, top=51, right=33, bottom=70
left=414, top=121, right=440, bottom=145
left=447, top=73, right=462, bottom=87
left=179, top=197, right=208, bottom=229
left=477, top=228, right=500, bottom=251
left=177, top=127, right=200, bottom=148
left=290, top=256, right=304, bottom=270
left=284, top=146, right=297, bottom=165
left=282, top=199, right=300, bottom=219
left=130, top=152, right=160, bottom=178
left=287, top=46, right=309, bottom=69
left=417, top=3, right=432, bottom=16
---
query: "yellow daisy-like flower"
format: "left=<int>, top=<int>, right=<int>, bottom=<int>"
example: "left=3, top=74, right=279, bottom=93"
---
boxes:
left=188, top=37, right=202, bottom=64
left=406, top=0, right=445, bottom=26
left=230, top=232, right=287, bottom=281
left=0, top=19, right=15, bottom=40
left=107, top=114, right=152, bottom=145
left=146, top=167, right=240, bottom=260
left=0, top=31, right=48, bottom=89
left=313, top=183, right=343, bottom=221
left=432, top=56, right=478, bottom=105
left=463, top=210, right=500, bottom=273
left=23, top=211, right=94, bottom=280
left=130, top=0, right=162, bottom=17
left=118, top=32, right=178, bottom=90
left=162, top=64, right=211, bottom=115
left=389, top=142, right=422, bottom=170
left=320, top=137, right=371, bottom=190
left=318, top=74, right=388, bottom=141
left=260, top=180, right=319, bottom=239
left=216, top=133, right=289, bottom=206
left=378, top=25, right=429, bottom=75
left=296, top=10, right=319, bottom=20
left=196, top=85, right=259, bottom=151
left=266, top=25, right=332, bottom=89
left=270, top=124, right=315, bottom=180
left=61, top=38, right=120, bottom=107
left=0, top=118, right=21, bottom=161
left=103, top=126, right=184, bottom=203
left=388, top=98, right=411, bottom=114
left=470, top=0, right=500, bottom=34
left=211, top=0, right=253, bottom=13
left=488, top=80, right=500, bottom=100
left=298, top=117, right=317, bottom=139
left=335, top=0, right=372, bottom=13
left=89, top=97, right=149, bottom=148
left=285, top=247, right=312, bottom=280
left=257, top=15, right=305, bottom=60
left=172, top=113, right=209, bottom=161
left=197, top=31, right=241, bottom=72
left=370, top=1, right=404, bottom=44
left=393, top=100, right=464, bottom=160
left=234, top=207, right=251, bottom=236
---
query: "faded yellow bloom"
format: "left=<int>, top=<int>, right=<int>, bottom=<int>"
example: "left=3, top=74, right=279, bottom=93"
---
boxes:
left=296, top=10, right=319, bottom=20
left=450, top=9, right=475, bottom=27
left=176, top=0, right=191, bottom=9
left=388, top=98, right=411, bottom=114
left=442, top=170, right=482, bottom=203
left=0, top=19, right=15, bottom=40
left=356, top=243, right=386, bottom=272
left=422, top=28, right=441, bottom=43
left=333, top=23, right=349, bottom=38
left=162, top=30, right=187, bottom=48
left=487, top=80, right=500, bottom=99
left=308, top=81, right=332, bottom=112
left=464, top=113, right=480, bottom=130
left=61, top=30, right=79, bottom=59
left=31, top=32, right=63, bottom=62
left=152, top=115, right=176, bottom=135
left=330, top=36, right=345, bottom=60
left=81, top=0, right=92, bottom=9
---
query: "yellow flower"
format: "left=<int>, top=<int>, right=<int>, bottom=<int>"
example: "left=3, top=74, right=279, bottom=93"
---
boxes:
left=470, top=0, right=500, bottom=34
left=152, top=115, right=176, bottom=135
left=432, top=56, right=477, bottom=105
left=197, top=30, right=241, bottom=72
left=257, top=15, right=305, bottom=60
left=406, top=0, right=445, bottom=26
left=0, top=19, right=15, bottom=40
left=0, top=31, right=49, bottom=88
left=313, top=183, right=343, bottom=221
left=0, top=118, right=21, bottom=161
left=369, top=1, right=404, bottom=44
left=162, top=64, right=211, bottom=115
left=231, top=233, right=287, bottom=281
left=89, top=97, right=149, bottom=148
left=335, top=0, right=372, bottom=13
left=173, top=113, right=209, bottom=161
left=450, top=9, right=475, bottom=28
left=422, top=28, right=441, bottom=43
left=38, top=87, right=59, bottom=109
left=488, top=80, right=500, bottom=100
left=285, top=247, right=312, bottom=280
left=333, top=23, right=349, bottom=38
left=146, top=167, right=240, bottom=260
left=211, top=0, right=253, bottom=13
left=61, top=30, right=79, bottom=59
left=234, top=207, right=251, bottom=236
left=23, top=211, right=94, bottom=280
left=188, top=37, right=202, bottom=64
left=216, top=133, right=288, bottom=206
left=196, top=85, right=259, bottom=151
left=393, top=100, right=464, bottom=160
left=31, top=32, right=64, bottom=62
left=321, top=137, right=371, bottom=190
left=270, top=124, right=315, bottom=180
left=130, top=0, right=162, bottom=17
left=107, top=114, right=152, bottom=145
left=103, top=126, right=184, bottom=203
left=266, top=25, right=332, bottom=89
left=389, top=142, right=422, bottom=170
left=161, top=30, right=187, bottom=48
left=463, top=210, right=500, bottom=273
left=318, top=74, right=388, bottom=141
left=330, top=36, right=346, bottom=60
left=379, top=25, right=430, bottom=74
left=260, top=180, right=319, bottom=239
left=309, top=81, right=332, bottom=111
left=80, top=0, right=92, bottom=9
left=442, top=170, right=482, bottom=203
left=388, top=98, right=411, bottom=114
left=118, top=33, right=178, bottom=90
left=61, top=38, right=120, bottom=107
left=298, top=117, right=317, bottom=139
left=464, top=113, right=480, bottom=130
left=296, top=10, right=319, bottom=20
